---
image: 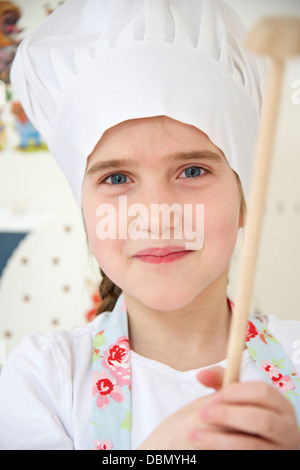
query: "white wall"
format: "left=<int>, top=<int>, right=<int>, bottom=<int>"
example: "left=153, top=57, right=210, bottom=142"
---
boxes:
left=0, top=0, right=300, bottom=359
left=225, top=0, right=300, bottom=320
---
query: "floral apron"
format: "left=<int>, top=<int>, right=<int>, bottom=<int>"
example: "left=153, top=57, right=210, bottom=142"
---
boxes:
left=91, top=294, right=300, bottom=450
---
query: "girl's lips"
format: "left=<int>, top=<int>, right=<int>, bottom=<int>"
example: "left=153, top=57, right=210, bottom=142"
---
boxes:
left=134, top=246, right=193, bottom=264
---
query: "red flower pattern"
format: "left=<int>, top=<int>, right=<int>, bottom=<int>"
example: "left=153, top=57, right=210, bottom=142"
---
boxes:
left=92, top=370, right=124, bottom=409
left=102, top=336, right=130, bottom=386
left=245, top=321, right=259, bottom=342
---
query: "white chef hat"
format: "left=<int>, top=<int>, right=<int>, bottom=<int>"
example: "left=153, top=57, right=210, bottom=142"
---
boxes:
left=11, top=0, right=266, bottom=207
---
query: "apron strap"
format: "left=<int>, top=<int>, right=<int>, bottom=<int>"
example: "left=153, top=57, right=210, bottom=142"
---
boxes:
left=91, top=295, right=131, bottom=450
left=246, top=316, right=300, bottom=426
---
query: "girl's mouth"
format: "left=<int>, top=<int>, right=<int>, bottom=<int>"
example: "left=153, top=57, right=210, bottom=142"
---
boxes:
left=133, top=246, right=194, bottom=264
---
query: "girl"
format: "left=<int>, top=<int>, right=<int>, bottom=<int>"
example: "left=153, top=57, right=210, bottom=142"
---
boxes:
left=0, top=0, right=299, bottom=450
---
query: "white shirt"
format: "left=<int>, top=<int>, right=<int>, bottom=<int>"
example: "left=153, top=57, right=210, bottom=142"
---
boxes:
left=1, top=314, right=300, bottom=450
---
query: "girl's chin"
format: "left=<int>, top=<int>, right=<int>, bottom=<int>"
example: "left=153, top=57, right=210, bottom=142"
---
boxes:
left=127, top=289, right=199, bottom=312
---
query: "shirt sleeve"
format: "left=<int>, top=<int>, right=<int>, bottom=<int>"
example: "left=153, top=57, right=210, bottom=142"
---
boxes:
left=0, top=334, right=74, bottom=450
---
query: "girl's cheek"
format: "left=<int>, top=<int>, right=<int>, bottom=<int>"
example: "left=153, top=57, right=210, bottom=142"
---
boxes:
left=203, top=196, right=240, bottom=252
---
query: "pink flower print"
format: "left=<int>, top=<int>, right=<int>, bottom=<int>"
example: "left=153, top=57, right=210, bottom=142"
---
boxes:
left=261, top=360, right=281, bottom=380
left=274, top=375, right=296, bottom=394
left=92, top=439, right=113, bottom=450
left=261, top=361, right=296, bottom=394
left=102, top=336, right=130, bottom=386
left=92, top=370, right=124, bottom=409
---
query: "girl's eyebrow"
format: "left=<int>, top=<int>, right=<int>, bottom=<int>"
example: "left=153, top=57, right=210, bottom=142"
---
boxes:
left=86, top=150, right=224, bottom=177
left=169, top=150, right=224, bottom=164
left=86, top=158, right=135, bottom=177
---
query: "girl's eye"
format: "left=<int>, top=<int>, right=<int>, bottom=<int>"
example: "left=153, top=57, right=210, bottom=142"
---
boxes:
left=103, top=173, right=130, bottom=185
left=179, top=166, right=206, bottom=179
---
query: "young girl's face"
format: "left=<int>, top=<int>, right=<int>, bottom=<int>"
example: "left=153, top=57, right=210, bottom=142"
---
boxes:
left=82, top=116, right=243, bottom=311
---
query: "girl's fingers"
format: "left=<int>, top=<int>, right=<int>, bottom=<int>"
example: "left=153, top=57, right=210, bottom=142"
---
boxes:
left=197, top=366, right=225, bottom=391
left=190, top=428, right=278, bottom=450
left=213, top=381, right=295, bottom=415
left=197, top=368, right=293, bottom=415
left=194, top=379, right=300, bottom=449
left=199, top=403, right=286, bottom=445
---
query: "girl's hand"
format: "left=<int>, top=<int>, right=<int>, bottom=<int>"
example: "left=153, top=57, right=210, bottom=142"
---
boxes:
left=138, top=367, right=300, bottom=450
left=196, top=368, right=300, bottom=450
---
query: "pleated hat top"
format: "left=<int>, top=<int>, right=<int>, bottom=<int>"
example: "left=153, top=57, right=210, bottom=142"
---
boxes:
left=11, top=0, right=266, bottom=206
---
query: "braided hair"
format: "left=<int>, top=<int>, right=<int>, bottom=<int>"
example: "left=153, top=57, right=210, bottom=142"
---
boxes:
left=96, top=268, right=122, bottom=315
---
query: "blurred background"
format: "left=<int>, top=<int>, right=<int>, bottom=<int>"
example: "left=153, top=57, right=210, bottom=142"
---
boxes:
left=0, top=0, right=299, bottom=361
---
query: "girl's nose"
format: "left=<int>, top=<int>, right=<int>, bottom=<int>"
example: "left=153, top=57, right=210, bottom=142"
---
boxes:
left=147, top=202, right=182, bottom=238
left=130, top=185, right=184, bottom=240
